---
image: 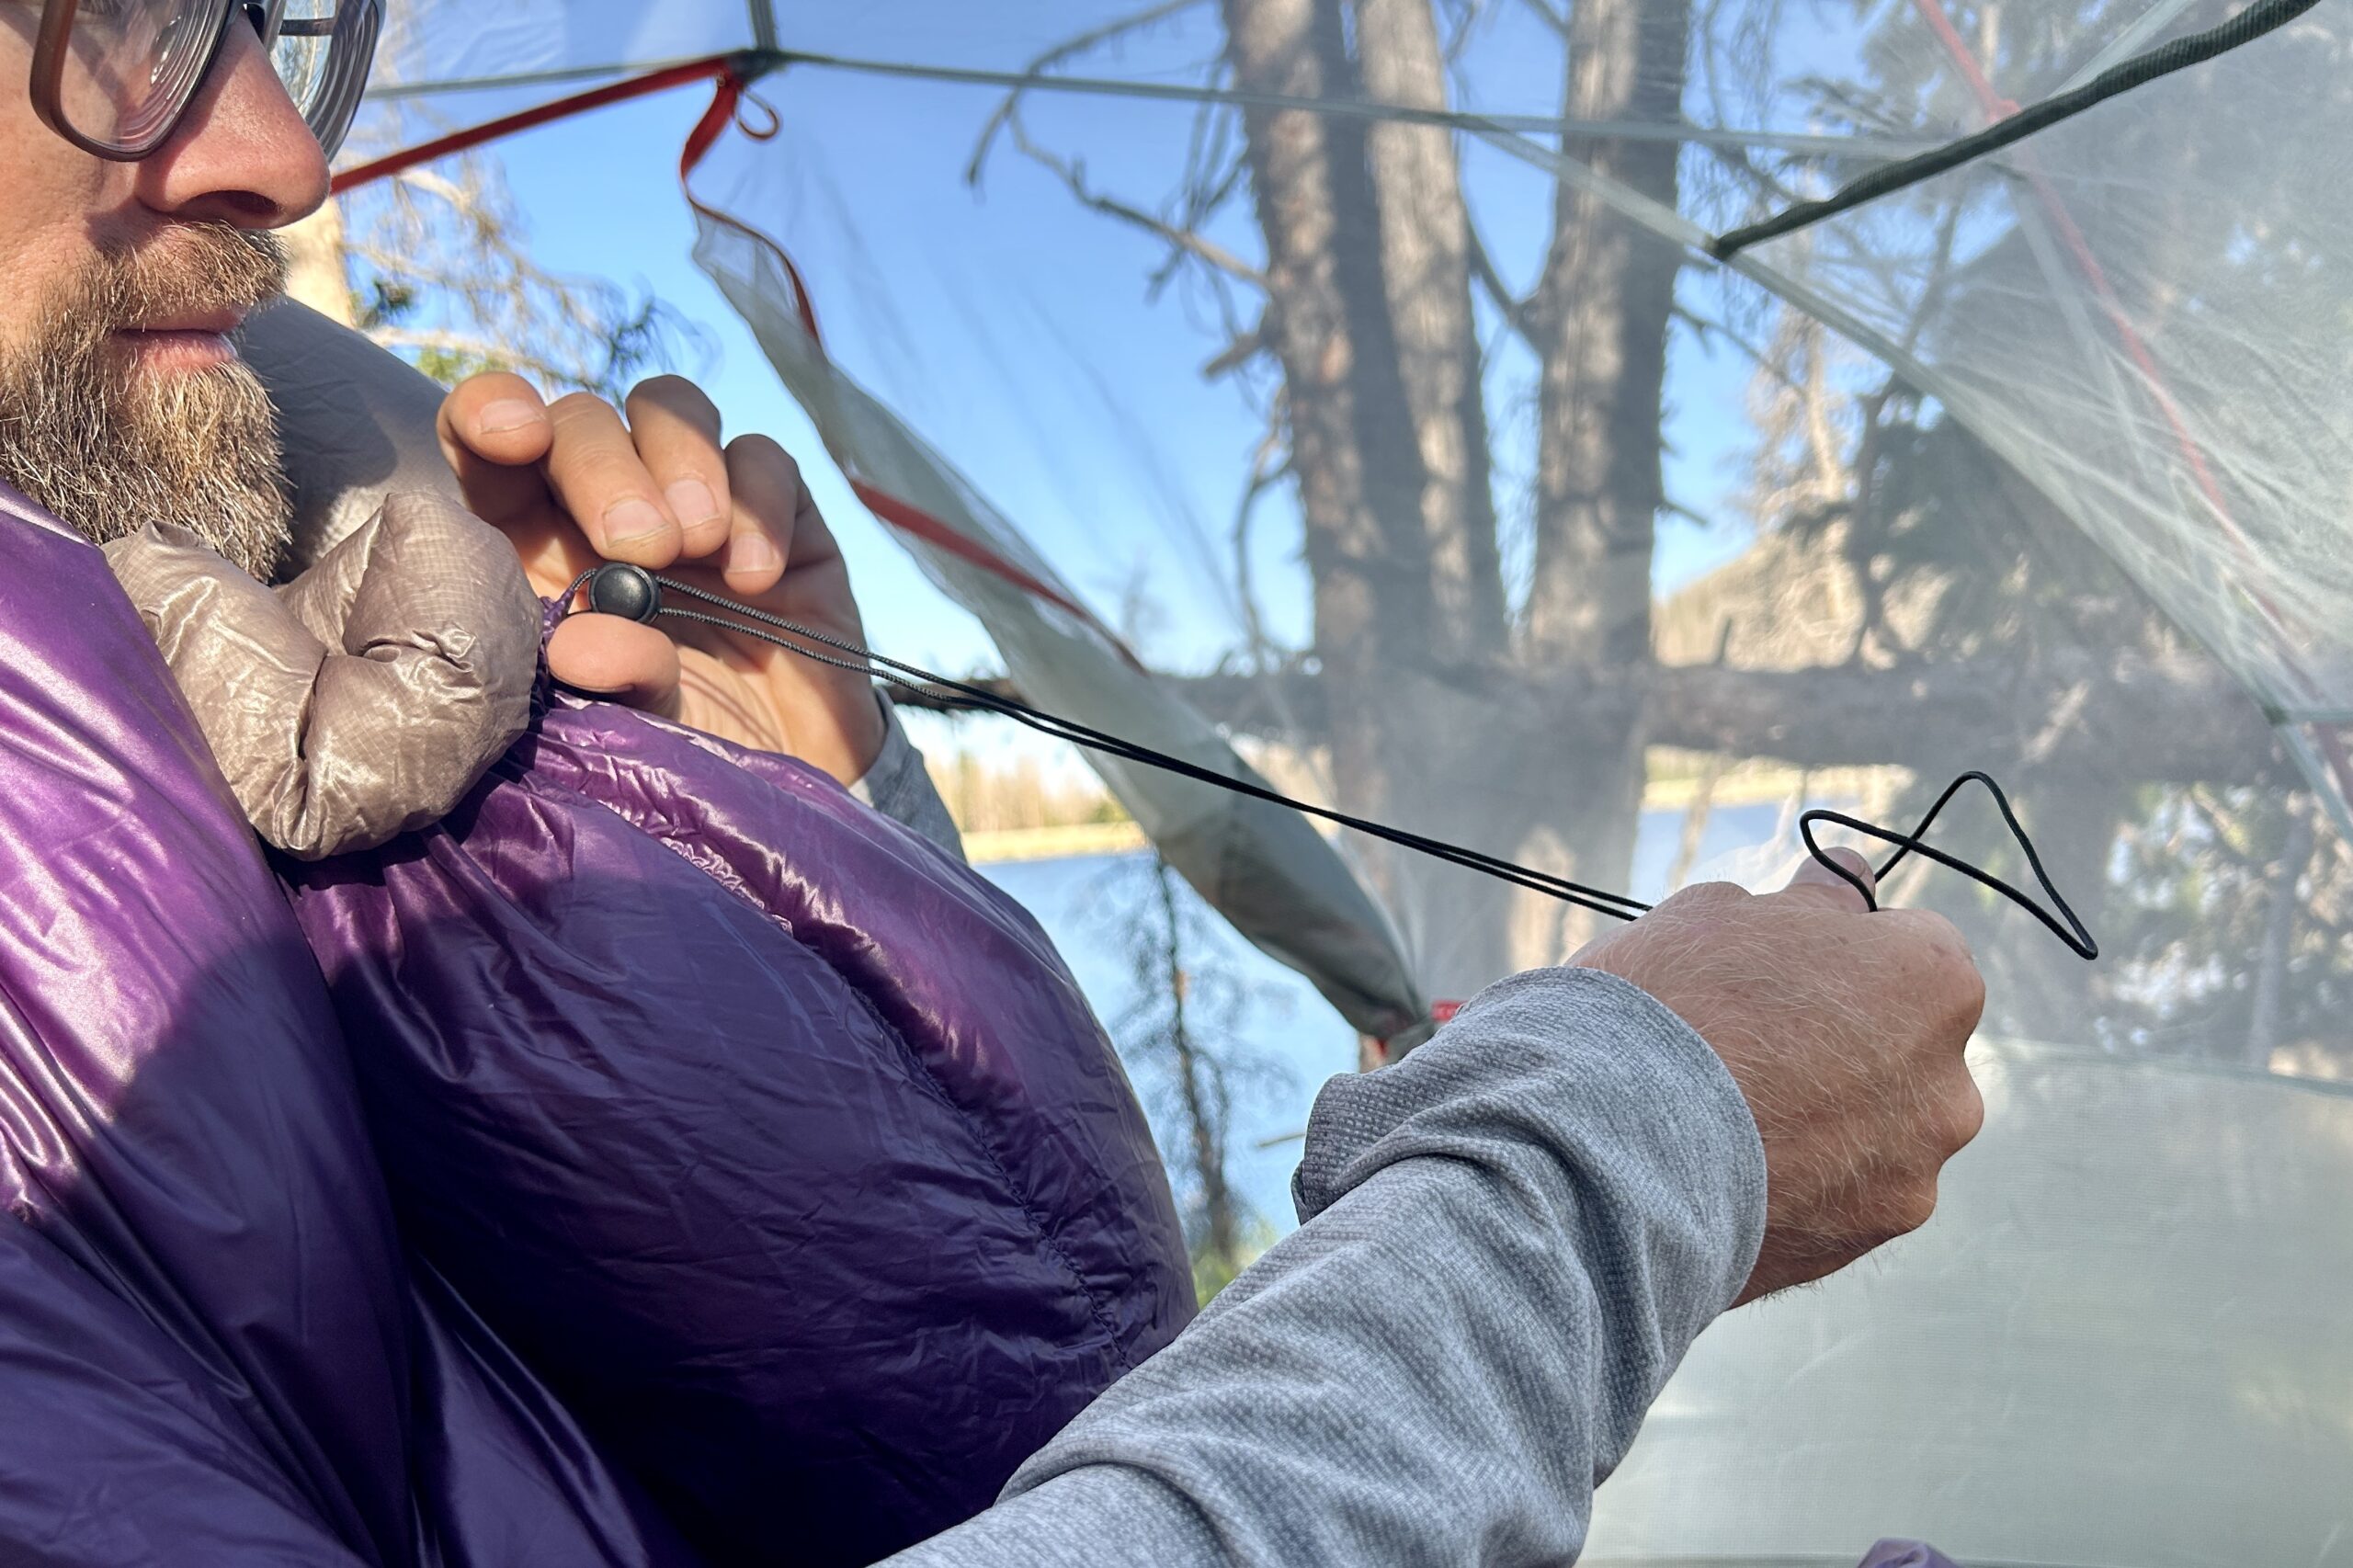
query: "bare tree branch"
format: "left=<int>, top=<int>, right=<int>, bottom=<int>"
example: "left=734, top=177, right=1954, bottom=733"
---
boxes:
left=966, top=0, right=1216, bottom=184
left=1649, top=652, right=2280, bottom=785
left=1173, top=62, right=1248, bottom=226
left=1003, top=113, right=1268, bottom=289
left=1515, top=0, right=1572, bottom=38
left=361, top=327, right=602, bottom=390
left=385, top=165, right=472, bottom=208
left=1154, top=652, right=2283, bottom=787
left=1466, top=220, right=1540, bottom=350
left=1438, top=0, right=1490, bottom=62
left=1698, top=139, right=1809, bottom=223
left=1660, top=495, right=1720, bottom=529
left=334, top=105, right=703, bottom=400
left=1673, top=303, right=1811, bottom=399
left=900, top=650, right=2283, bottom=790
left=1202, top=320, right=1267, bottom=379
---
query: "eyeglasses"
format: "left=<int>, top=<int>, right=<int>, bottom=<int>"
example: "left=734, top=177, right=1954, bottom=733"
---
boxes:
left=22, top=0, right=382, bottom=163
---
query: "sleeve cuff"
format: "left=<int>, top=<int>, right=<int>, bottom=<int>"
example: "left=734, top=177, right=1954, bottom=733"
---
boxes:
left=847, top=692, right=968, bottom=862
left=846, top=690, right=906, bottom=806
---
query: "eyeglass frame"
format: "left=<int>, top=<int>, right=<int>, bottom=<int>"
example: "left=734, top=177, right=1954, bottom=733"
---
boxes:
left=25, top=0, right=382, bottom=163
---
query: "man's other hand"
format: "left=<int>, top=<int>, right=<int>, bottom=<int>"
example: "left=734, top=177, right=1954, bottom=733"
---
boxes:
left=437, top=371, right=888, bottom=785
left=1572, top=851, right=1987, bottom=1305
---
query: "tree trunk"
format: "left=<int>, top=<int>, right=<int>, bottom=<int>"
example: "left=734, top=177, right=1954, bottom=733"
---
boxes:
left=282, top=200, right=357, bottom=327
left=1223, top=0, right=1517, bottom=995
left=1221, top=0, right=1435, bottom=749
left=1498, top=0, right=1693, bottom=967
left=1154, top=858, right=1242, bottom=1277
left=1527, top=0, right=1689, bottom=668
left=1352, top=0, right=1506, bottom=665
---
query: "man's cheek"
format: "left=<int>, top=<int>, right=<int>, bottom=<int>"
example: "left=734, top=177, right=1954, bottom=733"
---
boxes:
left=0, top=222, right=106, bottom=362
left=0, top=77, right=134, bottom=344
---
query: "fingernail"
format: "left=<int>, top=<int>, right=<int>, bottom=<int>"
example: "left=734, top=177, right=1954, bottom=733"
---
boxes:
left=727, top=531, right=780, bottom=575
left=477, top=399, right=546, bottom=436
left=666, top=478, right=720, bottom=528
left=604, top=496, right=671, bottom=548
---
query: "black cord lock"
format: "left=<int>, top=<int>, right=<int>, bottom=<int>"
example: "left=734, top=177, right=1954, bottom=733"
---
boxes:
left=585, top=562, right=663, bottom=623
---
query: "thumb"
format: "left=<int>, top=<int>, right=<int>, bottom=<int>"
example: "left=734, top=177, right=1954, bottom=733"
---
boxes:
left=546, top=613, right=684, bottom=722
left=1782, top=844, right=1877, bottom=911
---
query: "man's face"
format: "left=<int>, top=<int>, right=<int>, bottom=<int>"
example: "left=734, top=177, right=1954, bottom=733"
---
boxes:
left=0, top=7, right=329, bottom=579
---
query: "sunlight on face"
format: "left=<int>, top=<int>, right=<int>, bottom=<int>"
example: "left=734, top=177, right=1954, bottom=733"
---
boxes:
left=0, top=7, right=304, bottom=578
left=0, top=221, right=295, bottom=580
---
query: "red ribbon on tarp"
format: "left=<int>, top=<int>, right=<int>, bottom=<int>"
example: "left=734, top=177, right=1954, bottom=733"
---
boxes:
left=333, top=54, right=1139, bottom=655
left=331, top=55, right=748, bottom=196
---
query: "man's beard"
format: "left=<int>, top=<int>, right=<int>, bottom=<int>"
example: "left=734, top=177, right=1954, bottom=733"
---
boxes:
left=0, top=226, right=293, bottom=582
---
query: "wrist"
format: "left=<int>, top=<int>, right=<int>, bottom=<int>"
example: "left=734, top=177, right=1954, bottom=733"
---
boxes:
left=835, top=685, right=890, bottom=787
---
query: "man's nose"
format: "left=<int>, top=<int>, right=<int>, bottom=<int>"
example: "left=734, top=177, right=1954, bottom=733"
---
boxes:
left=133, top=17, right=331, bottom=228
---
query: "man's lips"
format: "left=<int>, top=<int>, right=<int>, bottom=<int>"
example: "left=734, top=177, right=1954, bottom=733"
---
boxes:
left=111, top=310, right=248, bottom=369
left=122, top=305, right=247, bottom=334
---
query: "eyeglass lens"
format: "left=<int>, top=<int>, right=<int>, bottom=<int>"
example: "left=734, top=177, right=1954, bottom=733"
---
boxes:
left=267, top=0, right=336, bottom=119
left=54, top=0, right=231, bottom=151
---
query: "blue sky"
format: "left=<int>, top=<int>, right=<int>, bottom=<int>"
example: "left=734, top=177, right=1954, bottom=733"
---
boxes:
left=426, top=3, right=1771, bottom=686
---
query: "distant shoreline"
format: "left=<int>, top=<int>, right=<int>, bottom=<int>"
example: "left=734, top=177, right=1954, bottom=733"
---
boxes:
left=964, top=820, right=1151, bottom=864
left=960, top=764, right=1876, bottom=866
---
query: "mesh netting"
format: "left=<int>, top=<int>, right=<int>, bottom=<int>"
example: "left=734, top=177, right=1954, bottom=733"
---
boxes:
left=347, top=2, right=2353, bottom=1559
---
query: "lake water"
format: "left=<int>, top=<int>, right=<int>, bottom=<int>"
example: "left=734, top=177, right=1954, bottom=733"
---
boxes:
left=977, top=801, right=1787, bottom=1247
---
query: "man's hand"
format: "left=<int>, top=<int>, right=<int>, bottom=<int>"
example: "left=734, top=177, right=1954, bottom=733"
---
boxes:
left=1572, top=851, right=1987, bottom=1305
left=436, top=372, right=888, bottom=785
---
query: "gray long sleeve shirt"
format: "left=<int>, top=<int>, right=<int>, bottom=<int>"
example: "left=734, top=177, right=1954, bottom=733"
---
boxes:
left=848, top=698, right=967, bottom=861
left=879, top=965, right=1768, bottom=1567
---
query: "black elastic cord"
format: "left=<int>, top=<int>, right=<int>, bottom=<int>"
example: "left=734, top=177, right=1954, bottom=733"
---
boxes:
left=646, top=575, right=1647, bottom=920
left=1708, top=0, right=2324, bottom=260
left=561, top=565, right=2096, bottom=958
left=1800, top=772, right=2098, bottom=959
